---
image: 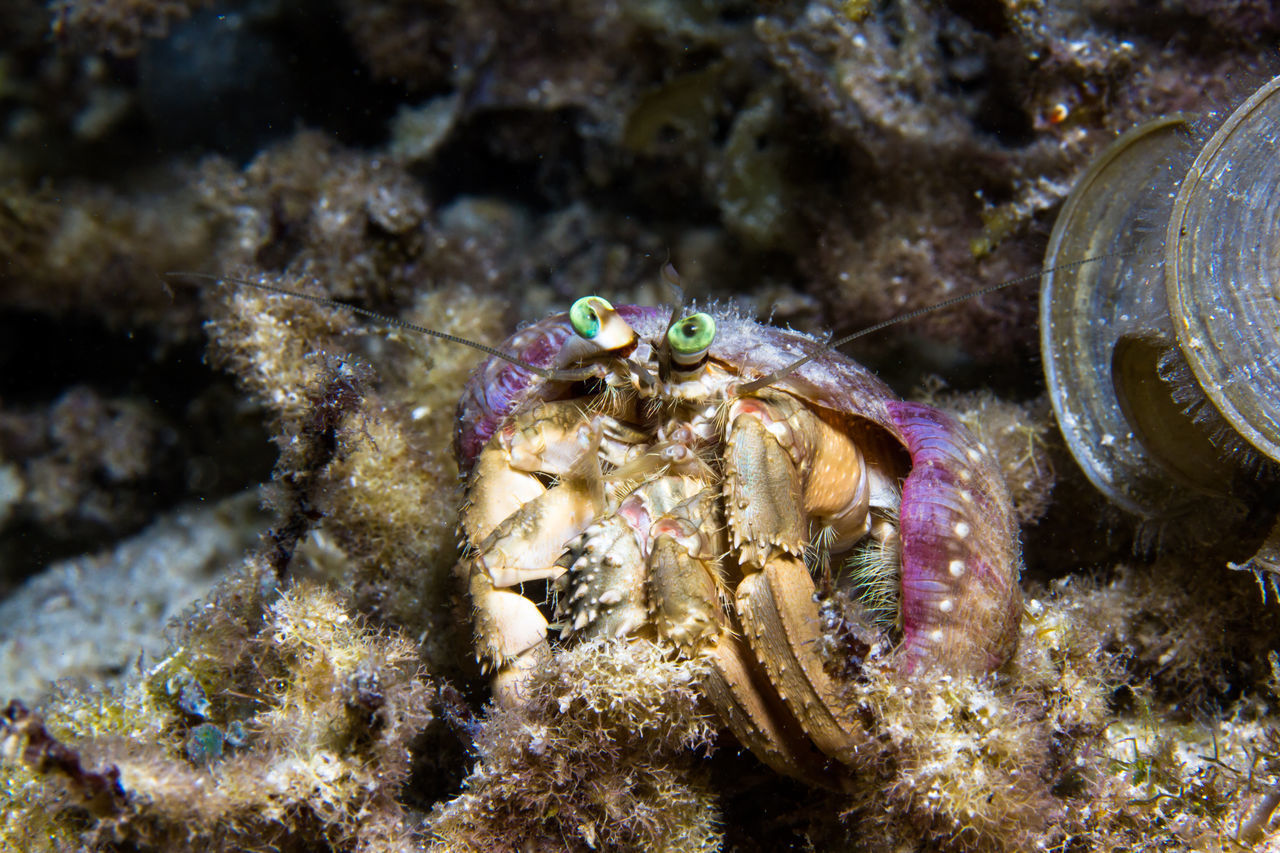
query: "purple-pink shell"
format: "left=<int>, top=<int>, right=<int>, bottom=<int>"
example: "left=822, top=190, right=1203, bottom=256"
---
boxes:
left=888, top=401, right=1023, bottom=672
left=454, top=305, right=1022, bottom=673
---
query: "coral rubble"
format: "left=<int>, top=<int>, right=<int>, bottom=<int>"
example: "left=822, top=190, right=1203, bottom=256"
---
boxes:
left=0, top=490, right=266, bottom=703
left=2, top=0, right=1278, bottom=850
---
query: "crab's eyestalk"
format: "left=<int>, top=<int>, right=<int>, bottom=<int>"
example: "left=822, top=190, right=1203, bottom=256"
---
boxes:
left=569, top=295, right=609, bottom=339
left=666, top=312, right=716, bottom=367
left=557, top=296, right=637, bottom=367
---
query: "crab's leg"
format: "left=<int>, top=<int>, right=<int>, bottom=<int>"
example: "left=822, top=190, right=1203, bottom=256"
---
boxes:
left=700, top=628, right=838, bottom=784
left=556, top=475, right=704, bottom=642
left=644, top=487, right=725, bottom=653
left=468, top=571, right=554, bottom=704
left=464, top=401, right=615, bottom=705
left=718, top=393, right=877, bottom=769
left=469, top=465, right=607, bottom=704
left=462, top=400, right=640, bottom=543
left=728, top=394, right=874, bottom=559
left=643, top=486, right=841, bottom=784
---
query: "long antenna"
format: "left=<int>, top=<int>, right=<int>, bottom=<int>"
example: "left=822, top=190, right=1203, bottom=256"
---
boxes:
left=166, top=272, right=558, bottom=379
left=737, top=253, right=1128, bottom=394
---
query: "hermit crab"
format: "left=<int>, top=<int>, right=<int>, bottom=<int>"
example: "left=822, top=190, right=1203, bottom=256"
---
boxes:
left=455, top=293, right=1023, bottom=784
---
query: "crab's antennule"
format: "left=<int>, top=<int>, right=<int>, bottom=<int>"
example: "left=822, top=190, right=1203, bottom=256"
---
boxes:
left=660, top=261, right=685, bottom=308
left=165, top=271, right=558, bottom=379
left=737, top=251, right=1134, bottom=395
left=660, top=262, right=687, bottom=335
left=655, top=261, right=688, bottom=379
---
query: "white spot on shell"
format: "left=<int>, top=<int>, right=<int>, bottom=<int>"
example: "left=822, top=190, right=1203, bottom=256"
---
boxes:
left=929, top=629, right=944, bottom=642
left=938, top=598, right=954, bottom=613
left=949, top=559, right=965, bottom=577
left=954, top=521, right=971, bottom=538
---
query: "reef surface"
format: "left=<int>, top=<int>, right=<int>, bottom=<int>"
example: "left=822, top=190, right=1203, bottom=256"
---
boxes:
left=1, top=1, right=1278, bottom=850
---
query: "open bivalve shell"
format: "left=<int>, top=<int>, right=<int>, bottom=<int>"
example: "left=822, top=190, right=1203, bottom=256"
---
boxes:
left=1041, top=76, right=1280, bottom=522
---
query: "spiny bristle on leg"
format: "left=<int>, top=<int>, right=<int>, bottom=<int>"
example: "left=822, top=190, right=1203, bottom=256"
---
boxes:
left=841, top=529, right=902, bottom=632
left=588, top=379, right=633, bottom=417
left=805, top=524, right=837, bottom=579
left=713, top=395, right=736, bottom=438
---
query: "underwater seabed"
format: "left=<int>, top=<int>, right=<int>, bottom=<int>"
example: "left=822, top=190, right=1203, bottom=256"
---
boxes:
left=2, top=0, right=1279, bottom=849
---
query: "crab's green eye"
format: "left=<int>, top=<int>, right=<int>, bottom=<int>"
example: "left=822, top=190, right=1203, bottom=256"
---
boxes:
left=569, top=296, right=613, bottom=340
left=667, top=312, right=716, bottom=364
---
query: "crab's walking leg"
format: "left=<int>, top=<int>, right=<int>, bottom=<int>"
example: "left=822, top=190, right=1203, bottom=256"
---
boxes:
left=638, top=483, right=844, bottom=783
left=700, top=629, right=836, bottom=782
left=718, top=393, right=877, bottom=769
left=463, top=401, right=612, bottom=705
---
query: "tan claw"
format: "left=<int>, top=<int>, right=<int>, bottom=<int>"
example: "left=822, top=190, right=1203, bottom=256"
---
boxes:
left=646, top=488, right=726, bottom=655
left=476, top=474, right=603, bottom=587
left=463, top=400, right=604, bottom=543
left=734, top=554, right=868, bottom=767
left=466, top=402, right=611, bottom=701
